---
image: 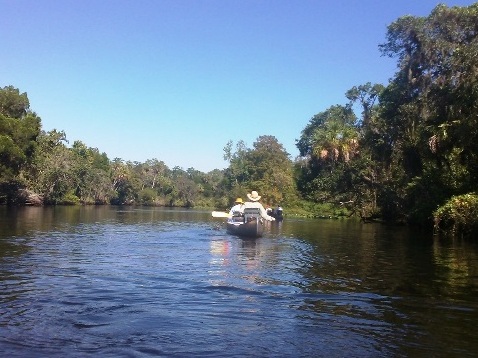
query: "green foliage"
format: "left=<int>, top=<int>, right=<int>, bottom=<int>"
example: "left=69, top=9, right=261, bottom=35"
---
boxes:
left=296, top=105, right=358, bottom=160
left=60, top=191, right=81, bottom=205
left=0, top=85, right=30, bottom=118
left=23, top=130, right=75, bottom=204
left=293, top=1, right=478, bottom=228
left=223, top=135, right=299, bottom=207
left=434, top=193, right=478, bottom=238
left=1, top=86, right=298, bottom=210
left=345, top=82, right=384, bottom=126
left=295, top=105, right=364, bottom=214
left=139, top=188, right=157, bottom=205
left=293, top=3, right=478, bottom=226
left=375, top=3, right=478, bottom=225
left=0, top=86, right=41, bottom=203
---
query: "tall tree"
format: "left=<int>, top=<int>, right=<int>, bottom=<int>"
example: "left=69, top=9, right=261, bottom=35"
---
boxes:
left=224, top=136, right=297, bottom=206
left=25, top=130, right=79, bottom=204
left=296, top=105, right=359, bottom=202
left=0, top=86, right=41, bottom=203
left=70, top=141, right=113, bottom=204
left=110, top=158, right=135, bottom=205
left=378, top=3, right=478, bottom=223
left=248, top=135, right=296, bottom=205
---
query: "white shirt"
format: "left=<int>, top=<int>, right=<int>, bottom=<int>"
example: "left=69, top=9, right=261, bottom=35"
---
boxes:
left=243, top=201, right=275, bottom=221
left=229, top=203, right=244, bottom=215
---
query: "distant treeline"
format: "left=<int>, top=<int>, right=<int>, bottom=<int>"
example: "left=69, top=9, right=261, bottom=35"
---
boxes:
left=1, top=3, right=478, bottom=238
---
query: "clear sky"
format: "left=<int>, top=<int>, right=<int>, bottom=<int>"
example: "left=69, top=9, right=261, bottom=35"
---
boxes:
left=1, top=1, right=475, bottom=172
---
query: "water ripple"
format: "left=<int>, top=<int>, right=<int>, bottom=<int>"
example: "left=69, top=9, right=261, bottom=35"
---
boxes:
left=1, top=208, right=478, bottom=357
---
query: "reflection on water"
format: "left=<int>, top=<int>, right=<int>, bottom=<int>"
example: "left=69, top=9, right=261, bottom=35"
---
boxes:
left=1, top=206, right=478, bottom=357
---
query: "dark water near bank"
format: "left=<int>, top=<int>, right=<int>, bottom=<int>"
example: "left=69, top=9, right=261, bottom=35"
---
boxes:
left=1, top=206, right=477, bottom=357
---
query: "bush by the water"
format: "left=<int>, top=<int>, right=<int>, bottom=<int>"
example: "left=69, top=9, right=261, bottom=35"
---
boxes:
left=433, top=193, right=478, bottom=239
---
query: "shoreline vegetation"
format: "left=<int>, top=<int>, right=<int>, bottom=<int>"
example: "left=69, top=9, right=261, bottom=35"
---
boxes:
left=2, top=3, right=478, bottom=239
left=9, top=189, right=354, bottom=221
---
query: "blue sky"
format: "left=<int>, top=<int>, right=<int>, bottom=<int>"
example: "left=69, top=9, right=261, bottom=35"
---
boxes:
left=1, top=1, right=475, bottom=172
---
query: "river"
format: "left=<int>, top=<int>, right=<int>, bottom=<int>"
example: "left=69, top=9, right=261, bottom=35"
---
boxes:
left=1, top=206, right=477, bottom=357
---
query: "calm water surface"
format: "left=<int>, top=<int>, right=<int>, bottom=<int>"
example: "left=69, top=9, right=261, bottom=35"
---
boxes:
left=1, top=206, right=477, bottom=357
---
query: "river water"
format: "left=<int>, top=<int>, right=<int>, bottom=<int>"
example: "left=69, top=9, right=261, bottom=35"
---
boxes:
left=1, top=206, right=477, bottom=357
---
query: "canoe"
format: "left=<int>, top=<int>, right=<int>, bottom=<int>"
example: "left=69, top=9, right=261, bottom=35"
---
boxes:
left=267, top=207, right=284, bottom=221
left=226, top=218, right=264, bottom=238
left=225, top=207, right=264, bottom=238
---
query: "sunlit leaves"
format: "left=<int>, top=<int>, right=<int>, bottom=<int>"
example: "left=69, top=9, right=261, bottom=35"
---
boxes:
left=0, top=86, right=41, bottom=200
left=299, top=105, right=359, bottom=165
left=224, top=136, right=297, bottom=205
left=434, top=193, right=478, bottom=238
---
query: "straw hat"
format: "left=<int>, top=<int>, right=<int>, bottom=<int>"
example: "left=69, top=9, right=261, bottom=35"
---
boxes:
left=234, top=198, right=243, bottom=204
left=247, top=191, right=261, bottom=201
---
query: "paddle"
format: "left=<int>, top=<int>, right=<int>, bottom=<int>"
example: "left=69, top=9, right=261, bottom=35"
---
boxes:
left=211, top=211, right=231, bottom=218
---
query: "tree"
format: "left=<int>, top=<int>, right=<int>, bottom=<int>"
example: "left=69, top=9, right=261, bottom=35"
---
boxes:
left=224, top=136, right=297, bottom=206
left=26, top=130, right=78, bottom=204
left=110, top=158, right=135, bottom=205
left=296, top=105, right=360, bottom=203
left=0, top=86, right=41, bottom=203
left=247, top=135, right=296, bottom=205
left=223, top=140, right=250, bottom=186
left=377, top=3, right=478, bottom=224
left=346, top=82, right=384, bottom=129
left=70, top=141, right=113, bottom=204
left=297, top=105, right=358, bottom=161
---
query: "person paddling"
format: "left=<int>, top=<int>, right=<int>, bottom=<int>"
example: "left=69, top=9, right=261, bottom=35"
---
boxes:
left=243, top=191, right=275, bottom=221
left=229, top=198, right=244, bottom=216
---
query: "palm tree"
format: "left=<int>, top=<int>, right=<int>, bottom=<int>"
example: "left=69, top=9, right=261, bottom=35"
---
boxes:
left=311, top=109, right=359, bottom=166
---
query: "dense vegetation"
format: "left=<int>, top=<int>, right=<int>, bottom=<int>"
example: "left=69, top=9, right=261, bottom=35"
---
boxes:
left=1, top=3, right=477, bottom=238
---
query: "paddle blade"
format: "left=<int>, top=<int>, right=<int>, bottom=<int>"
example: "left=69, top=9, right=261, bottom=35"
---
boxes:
left=212, top=211, right=231, bottom=218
